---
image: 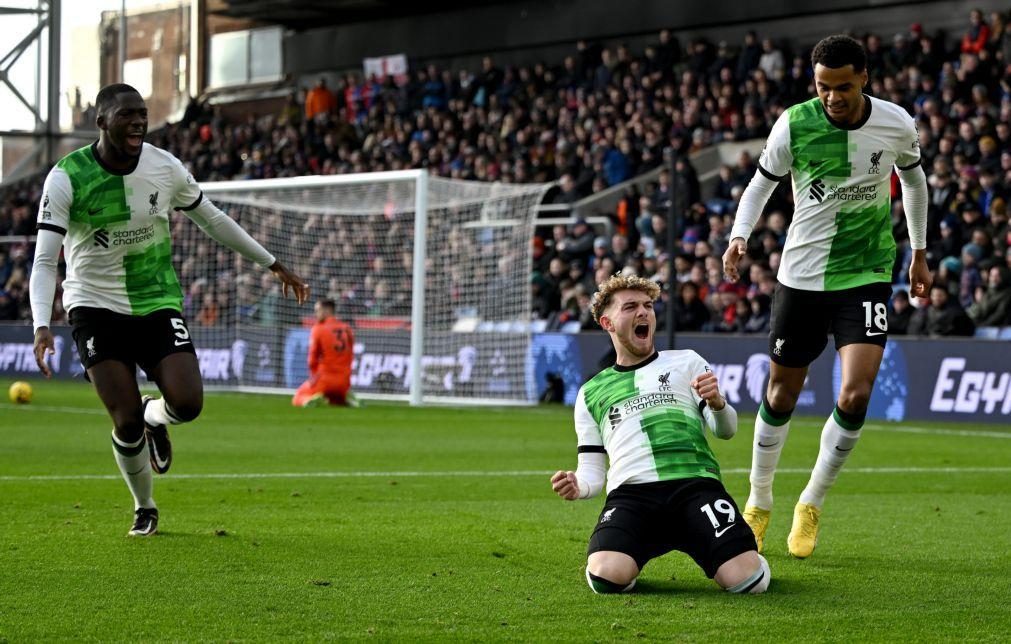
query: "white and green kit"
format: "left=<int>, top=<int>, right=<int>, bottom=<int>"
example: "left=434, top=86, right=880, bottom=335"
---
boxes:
left=731, top=95, right=923, bottom=291
left=31, top=142, right=275, bottom=327
left=574, top=350, right=736, bottom=495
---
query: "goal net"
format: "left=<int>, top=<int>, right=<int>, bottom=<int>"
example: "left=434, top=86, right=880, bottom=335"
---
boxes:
left=179, top=170, right=549, bottom=405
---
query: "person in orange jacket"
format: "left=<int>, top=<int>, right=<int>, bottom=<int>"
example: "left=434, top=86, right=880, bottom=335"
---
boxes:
left=292, top=299, right=358, bottom=407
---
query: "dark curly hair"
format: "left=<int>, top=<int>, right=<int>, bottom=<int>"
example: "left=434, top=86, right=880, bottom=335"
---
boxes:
left=811, top=35, right=867, bottom=72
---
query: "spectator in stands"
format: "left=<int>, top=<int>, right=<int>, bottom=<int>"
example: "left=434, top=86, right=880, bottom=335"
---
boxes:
left=908, top=284, right=975, bottom=336
left=959, top=242, right=985, bottom=308
left=737, top=31, right=762, bottom=82
left=610, top=233, right=631, bottom=269
left=195, top=291, right=219, bottom=326
left=0, top=248, right=11, bottom=287
left=305, top=77, right=337, bottom=122
left=531, top=272, right=555, bottom=320
left=589, top=236, right=612, bottom=273
left=711, top=282, right=741, bottom=333
left=674, top=281, right=709, bottom=331
left=967, top=265, right=1011, bottom=327
left=888, top=289, right=915, bottom=335
left=743, top=293, right=771, bottom=334
left=554, top=173, right=582, bottom=204
left=532, top=236, right=553, bottom=275
left=556, top=218, right=595, bottom=264
left=758, top=38, right=785, bottom=81
left=961, top=8, right=991, bottom=55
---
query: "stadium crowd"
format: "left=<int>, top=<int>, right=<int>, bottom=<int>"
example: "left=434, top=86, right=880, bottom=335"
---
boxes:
left=2, top=8, right=1011, bottom=336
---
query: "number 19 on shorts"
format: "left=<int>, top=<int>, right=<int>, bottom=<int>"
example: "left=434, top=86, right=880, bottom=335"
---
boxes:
left=701, top=499, right=737, bottom=538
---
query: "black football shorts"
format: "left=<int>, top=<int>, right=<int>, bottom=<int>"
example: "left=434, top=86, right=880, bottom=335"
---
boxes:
left=768, top=282, right=891, bottom=368
left=586, top=477, right=757, bottom=578
left=69, top=306, right=196, bottom=378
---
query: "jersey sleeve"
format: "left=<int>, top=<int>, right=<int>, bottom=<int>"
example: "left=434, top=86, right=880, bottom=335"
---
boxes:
left=168, top=153, right=204, bottom=211
left=757, top=111, right=793, bottom=180
left=308, top=324, right=323, bottom=373
left=687, top=351, right=714, bottom=412
left=37, top=167, right=72, bottom=234
left=574, top=387, right=605, bottom=454
left=894, top=113, right=921, bottom=171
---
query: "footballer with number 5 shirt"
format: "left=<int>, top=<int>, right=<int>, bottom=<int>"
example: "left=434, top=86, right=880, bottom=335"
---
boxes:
left=29, top=84, right=310, bottom=537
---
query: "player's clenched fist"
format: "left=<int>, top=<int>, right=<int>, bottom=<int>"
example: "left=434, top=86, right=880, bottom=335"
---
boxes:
left=691, top=371, right=726, bottom=410
left=551, top=470, right=580, bottom=500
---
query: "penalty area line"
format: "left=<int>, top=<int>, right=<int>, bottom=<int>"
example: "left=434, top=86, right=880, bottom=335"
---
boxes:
left=2, top=466, right=1010, bottom=483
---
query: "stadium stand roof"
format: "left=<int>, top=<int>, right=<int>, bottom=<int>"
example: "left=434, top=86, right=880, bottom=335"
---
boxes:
left=208, top=0, right=510, bottom=29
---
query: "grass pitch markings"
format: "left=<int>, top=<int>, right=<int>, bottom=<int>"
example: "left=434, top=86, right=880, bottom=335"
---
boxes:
left=2, top=465, right=1009, bottom=483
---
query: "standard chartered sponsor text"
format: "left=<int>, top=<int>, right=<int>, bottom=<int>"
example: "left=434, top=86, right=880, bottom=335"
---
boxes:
left=621, top=392, right=681, bottom=414
left=825, top=185, right=878, bottom=201
left=112, top=225, right=156, bottom=245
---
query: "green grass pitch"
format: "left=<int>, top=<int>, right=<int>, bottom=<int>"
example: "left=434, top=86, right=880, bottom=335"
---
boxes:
left=1, top=379, right=1009, bottom=642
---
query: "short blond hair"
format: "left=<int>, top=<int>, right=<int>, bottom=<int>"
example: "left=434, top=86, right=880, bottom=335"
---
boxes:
left=590, top=274, right=661, bottom=323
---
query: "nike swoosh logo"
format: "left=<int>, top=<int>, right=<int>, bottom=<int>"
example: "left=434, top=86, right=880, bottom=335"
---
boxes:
left=835, top=446, right=853, bottom=453
left=174, top=340, right=191, bottom=346
left=865, top=330, right=886, bottom=337
left=714, top=524, right=734, bottom=538
left=88, top=207, right=103, bottom=215
left=126, top=467, right=147, bottom=475
left=757, top=441, right=779, bottom=448
left=152, top=452, right=170, bottom=469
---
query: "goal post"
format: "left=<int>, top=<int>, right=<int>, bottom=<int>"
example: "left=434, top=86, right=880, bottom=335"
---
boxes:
left=187, top=170, right=549, bottom=405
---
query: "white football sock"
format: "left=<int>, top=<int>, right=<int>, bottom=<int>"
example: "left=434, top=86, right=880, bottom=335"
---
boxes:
left=144, top=396, right=184, bottom=427
left=747, top=401, right=792, bottom=510
left=111, top=431, right=155, bottom=511
left=799, top=408, right=863, bottom=508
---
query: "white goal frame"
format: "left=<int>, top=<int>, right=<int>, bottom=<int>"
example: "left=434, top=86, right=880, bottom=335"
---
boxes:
left=199, top=169, right=545, bottom=406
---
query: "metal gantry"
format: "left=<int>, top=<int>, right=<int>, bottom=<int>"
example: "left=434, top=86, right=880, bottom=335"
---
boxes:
left=0, top=0, right=60, bottom=184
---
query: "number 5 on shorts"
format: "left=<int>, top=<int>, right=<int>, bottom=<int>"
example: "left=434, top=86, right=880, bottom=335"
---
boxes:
left=171, top=318, right=191, bottom=346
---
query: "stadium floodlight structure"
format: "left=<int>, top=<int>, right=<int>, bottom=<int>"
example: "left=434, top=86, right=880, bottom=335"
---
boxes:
left=188, top=170, right=549, bottom=405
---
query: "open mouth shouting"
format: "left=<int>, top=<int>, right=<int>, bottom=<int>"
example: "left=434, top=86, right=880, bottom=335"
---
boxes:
left=634, top=322, right=650, bottom=339
left=125, top=131, right=145, bottom=149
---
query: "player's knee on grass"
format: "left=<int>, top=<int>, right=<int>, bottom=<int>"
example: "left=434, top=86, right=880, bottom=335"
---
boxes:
left=585, top=552, right=638, bottom=594
left=717, top=552, right=770, bottom=594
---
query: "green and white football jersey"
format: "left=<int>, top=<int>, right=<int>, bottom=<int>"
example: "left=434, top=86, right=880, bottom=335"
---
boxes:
left=36, top=143, right=203, bottom=316
left=758, top=95, right=920, bottom=291
left=574, top=350, right=721, bottom=494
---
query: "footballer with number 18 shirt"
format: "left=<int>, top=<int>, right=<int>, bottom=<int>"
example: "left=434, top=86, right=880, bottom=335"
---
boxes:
left=722, top=35, right=931, bottom=558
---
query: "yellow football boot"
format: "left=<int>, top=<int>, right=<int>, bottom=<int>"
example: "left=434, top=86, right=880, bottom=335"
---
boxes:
left=787, top=502, right=822, bottom=558
left=743, top=506, right=771, bottom=553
